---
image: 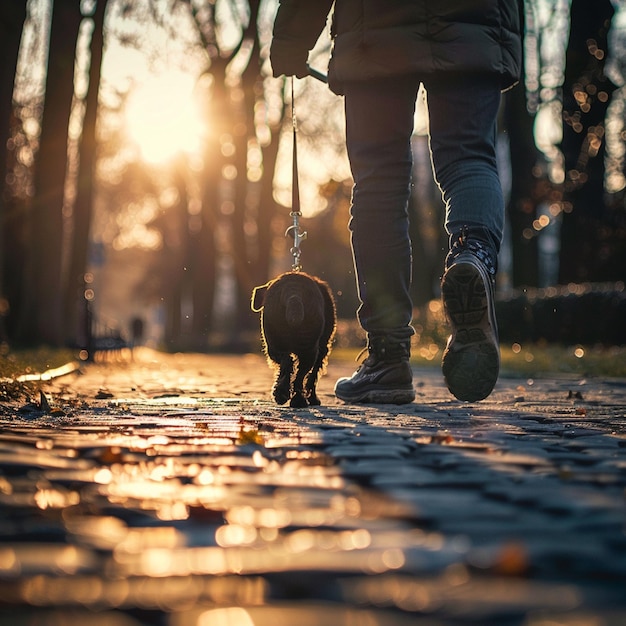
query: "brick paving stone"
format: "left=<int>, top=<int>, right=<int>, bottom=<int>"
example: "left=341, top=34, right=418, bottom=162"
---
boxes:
left=0, top=348, right=625, bottom=626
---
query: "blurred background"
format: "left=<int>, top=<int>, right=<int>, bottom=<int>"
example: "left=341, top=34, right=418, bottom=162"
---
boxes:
left=1, top=0, right=625, bottom=357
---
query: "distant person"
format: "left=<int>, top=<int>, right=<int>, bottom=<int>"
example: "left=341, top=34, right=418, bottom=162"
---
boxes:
left=270, top=0, right=522, bottom=403
left=130, top=316, right=144, bottom=349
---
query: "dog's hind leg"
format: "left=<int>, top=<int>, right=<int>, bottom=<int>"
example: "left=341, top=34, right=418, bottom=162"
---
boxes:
left=305, top=281, right=336, bottom=406
left=305, top=349, right=327, bottom=405
left=305, top=367, right=322, bottom=405
left=292, top=350, right=317, bottom=408
left=305, top=373, right=321, bottom=405
left=306, top=327, right=333, bottom=405
left=272, top=353, right=293, bottom=405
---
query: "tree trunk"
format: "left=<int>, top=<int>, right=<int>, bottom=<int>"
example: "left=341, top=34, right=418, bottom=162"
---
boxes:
left=64, top=0, right=108, bottom=346
left=21, top=0, right=82, bottom=346
left=0, top=1, right=28, bottom=343
left=163, top=165, right=189, bottom=349
left=256, top=99, right=284, bottom=285
left=184, top=0, right=288, bottom=346
left=231, top=82, right=253, bottom=326
left=559, top=0, right=616, bottom=283
left=190, top=112, right=220, bottom=345
left=183, top=0, right=235, bottom=348
left=505, top=28, right=541, bottom=289
left=230, top=1, right=261, bottom=337
left=192, top=74, right=225, bottom=346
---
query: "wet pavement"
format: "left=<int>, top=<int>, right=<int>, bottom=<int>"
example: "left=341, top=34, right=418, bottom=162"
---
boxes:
left=0, top=347, right=625, bottom=626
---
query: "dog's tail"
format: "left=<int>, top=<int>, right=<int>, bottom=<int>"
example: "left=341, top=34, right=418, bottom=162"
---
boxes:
left=285, top=294, right=305, bottom=327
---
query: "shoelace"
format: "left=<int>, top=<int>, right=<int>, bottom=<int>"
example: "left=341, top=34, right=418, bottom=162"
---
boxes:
left=355, top=338, right=411, bottom=365
left=447, top=232, right=497, bottom=279
left=355, top=346, right=368, bottom=363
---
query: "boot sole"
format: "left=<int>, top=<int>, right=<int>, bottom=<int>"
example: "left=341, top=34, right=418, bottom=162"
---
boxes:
left=441, top=255, right=499, bottom=402
left=335, top=385, right=416, bottom=405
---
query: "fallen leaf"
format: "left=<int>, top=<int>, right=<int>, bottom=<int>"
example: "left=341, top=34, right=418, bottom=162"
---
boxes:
left=39, top=390, right=52, bottom=412
left=494, top=541, right=530, bottom=576
left=99, top=446, right=124, bottom=463
left=237, top=428, right=264, bottom=446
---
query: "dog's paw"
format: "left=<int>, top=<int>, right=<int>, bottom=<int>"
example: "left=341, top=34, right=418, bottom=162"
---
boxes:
left=273, top=393, right=290, bottom=405
left=307, top=393, right=321, bottom=406
left=272, top=378, right=291, bottom=404
left=289, top=394, right=308, bottom=409
left=273, top=387, right=290, bottom=405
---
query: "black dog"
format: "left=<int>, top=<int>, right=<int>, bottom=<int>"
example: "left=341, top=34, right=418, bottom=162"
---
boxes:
left=251, top=271, right=336, bottom=408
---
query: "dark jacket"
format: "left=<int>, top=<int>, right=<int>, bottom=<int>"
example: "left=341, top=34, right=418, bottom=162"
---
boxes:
left=271, top=0, right=522, bottom=94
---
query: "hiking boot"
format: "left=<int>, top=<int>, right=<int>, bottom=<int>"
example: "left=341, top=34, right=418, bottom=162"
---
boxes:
left=441, top=228, right=500, bottom=401
left=334, top=335, right=415, bottom=404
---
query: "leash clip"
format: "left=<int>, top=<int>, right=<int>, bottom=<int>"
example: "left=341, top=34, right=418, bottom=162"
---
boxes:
left=285, top=213, right=307, bottom=272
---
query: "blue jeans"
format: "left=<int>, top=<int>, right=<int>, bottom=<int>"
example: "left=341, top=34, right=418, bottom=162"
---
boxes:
left=343, top=74, right=503, bottom=337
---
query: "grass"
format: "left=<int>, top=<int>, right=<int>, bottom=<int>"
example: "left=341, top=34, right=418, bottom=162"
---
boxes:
left=498, top=343, right=626, bottom=378
left=0, top=346, right=78, bottom=378
left=408, top=302, right=626, bottom=378
left=1, top=339, right=625, bottom=403
left=333, top=343, right=626, bottom=379
left=333, top=306, right=626, bottom=379
left=0, top=347, right=79, bottom=401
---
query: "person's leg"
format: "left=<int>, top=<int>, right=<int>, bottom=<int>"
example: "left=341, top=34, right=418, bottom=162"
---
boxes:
left=425, top=75, right=503, bottom=401
left=334, top=75, right=419, bottom=404
left=426, top=75, right=504, bottom=247
left=344, top=75, right=419, bottom=337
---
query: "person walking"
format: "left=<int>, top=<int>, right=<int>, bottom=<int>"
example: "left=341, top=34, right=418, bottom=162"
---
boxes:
left=270, top=1, right=522, bottom=404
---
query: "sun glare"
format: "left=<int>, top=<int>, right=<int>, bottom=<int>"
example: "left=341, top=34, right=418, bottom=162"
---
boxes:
left=125, top=70, right=204, bottom=164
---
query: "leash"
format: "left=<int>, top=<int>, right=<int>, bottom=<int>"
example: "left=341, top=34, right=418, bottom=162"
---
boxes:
left=285, top=78, right=307, bottom=272
left=284, top=69, right=327, bottom=272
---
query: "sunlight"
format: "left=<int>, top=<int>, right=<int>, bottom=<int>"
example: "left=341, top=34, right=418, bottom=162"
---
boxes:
left=125, top=70, right=204, bottom=164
